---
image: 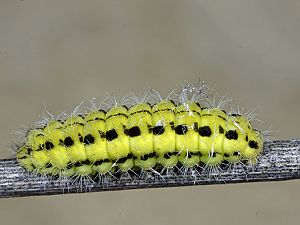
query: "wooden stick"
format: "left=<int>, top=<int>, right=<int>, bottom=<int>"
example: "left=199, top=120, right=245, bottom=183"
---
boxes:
left=0, top=140, right=299, bottom=198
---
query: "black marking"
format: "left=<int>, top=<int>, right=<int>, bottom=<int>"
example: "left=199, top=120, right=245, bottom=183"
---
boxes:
left=122, top=105, right=129, bottom=110
left=210, top=152, right=217, bottom=157
left=246, top=135, right=249, bottom=141
left=193, top=122, right=198, bottom=132
left=128, top=126, right=141, bottom=137
left=233, top=151, right=240, bottom=156
left=74, top=160, right=91, bottom=167
left=225, top=130, right=238, bottom=140
left=202, top=113, right=213, bottom=117
left=175, top=125, right=188, bottom=135
left=163, top=151, right=178, bottom=159
left=199, top=126, right=212, bottom=137
left=78, top=134, right=83, bottom=143
left=218, top=115, right=227, bottom=121
left=177, top=110, right=201, bottom=116
left=152, top=126, right=165, bottom=135
left=129, top=109, right=151, bottom=116
left=196, top=102, right=201, bottom=107
left=224, top=153, right=230, bottom=157
left=106, top=113, right=128, bottom=120
left=66, top=163, right=73, bottom=170
left=44, top=141, right=54, bottom=150
left=94, top=159, right=110, bottom=166
left=141, top=152, right=156, bottom=160
left=219, top=125, right=224, bottom=134
left=64, top=137, right=74, bottom=147
left=36, top=133, right=44, bottom=137
left=84, top=134, right=95, bottom=145
left=65, top=122, right=84, bottom=127
left=87, top=117, right=105, bottom=122
left=230, top=113, right=241, bottom=117
left=99, top=130, right=106, bottom=138
left=169, top=121, right=175, bottom=130
left=45, top=163, right=52, bottom=168
left=106, top=129, right=118, bottom=141
left=18, top=156, right=27, bottom=159
left=249, top=140, right=259, bottom=149
left=123, top=125, right=128, bottom=136
left=169, top=99, right=176, bottom=106
left=117, top=153, right=135, bottom=164
left=153, top=108, right=175, bottom=114
left=27, top=148, right=33, bottom=154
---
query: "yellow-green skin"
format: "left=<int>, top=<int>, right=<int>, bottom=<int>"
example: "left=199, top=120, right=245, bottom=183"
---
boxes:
left=16, top=101, right=264, bottom=176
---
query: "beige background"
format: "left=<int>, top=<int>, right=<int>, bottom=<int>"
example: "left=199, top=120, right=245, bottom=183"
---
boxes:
left=0, top=1, right=299, bottom=225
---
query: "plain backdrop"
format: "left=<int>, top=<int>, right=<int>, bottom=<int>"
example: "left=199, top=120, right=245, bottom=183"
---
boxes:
left=0, top=1, right=299, bottom=225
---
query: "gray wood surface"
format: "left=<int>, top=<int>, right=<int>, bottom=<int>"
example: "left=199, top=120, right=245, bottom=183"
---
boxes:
left=0, top=140, right=299, bottom=198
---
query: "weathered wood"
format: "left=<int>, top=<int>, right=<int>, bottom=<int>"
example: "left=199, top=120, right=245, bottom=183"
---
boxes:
left=0, top=140, right=299, bottom=198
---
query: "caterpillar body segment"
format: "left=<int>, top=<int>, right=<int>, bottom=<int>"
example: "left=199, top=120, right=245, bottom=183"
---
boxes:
left=16, top=88, right=264, bottom=178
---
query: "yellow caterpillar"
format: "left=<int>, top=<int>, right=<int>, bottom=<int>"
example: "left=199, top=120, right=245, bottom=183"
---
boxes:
left=16, top=83, right=264, bottom=177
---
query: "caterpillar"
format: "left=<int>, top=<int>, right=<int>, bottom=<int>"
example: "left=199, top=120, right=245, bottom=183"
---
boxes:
left=15, top=82, right=264, bottom=179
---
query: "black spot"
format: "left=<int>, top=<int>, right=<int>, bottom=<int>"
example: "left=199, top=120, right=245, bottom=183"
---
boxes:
left=81, top=159, right=91, bottom=165
left=66, top=163, right=73, bottom=169
left=233, top=151, right=240, bottom=156
left=198, top=126, right=212, bottom=137
left=44, top=141, right=54, bottom=150
left=193, top=123, right=198, bottom=132
left=117, top=153, right=134, bottom=163
left=246, top=135, right=249, bottom=141
left=210, top=152, right=217, bottom=157
left=169, top=121, right=175, bottom=130
left=99, top=130, right=106, bottom=138
left=175, top=125, right=188, bottom=135
left=196, top=102, right=201, bottom=107
left=78, top=134, right=83, bottom=143
left=26, top=148, right=33, bottom=154
left=106, top=129, right=118, bottom=141
left=249, top=140, right=259, bottom=149
left=163, top=151, right=178, bottom=159
left=219, top=125, right=224, bottom=134
left=18, top=156, right=27, bottom=159
left=224, top=153, right=230, bottom=157
left=64, top=137, right=74, bottom=147
left=74, top=160, right=91, bottom=167
left=128, top=126, right=141, bottom=137
left=225, top=130, right=238, bottom=140
left=94, top=159, right=110, bottom=166
left=152, top=126, right=165, bottom=135
left=84, top=134, right=95, bottom=145
left=45, top=163, right=52, bottom=168
left=230, top=113, right=241, bottom=117
left=141, top=152, right=156, bottom=160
